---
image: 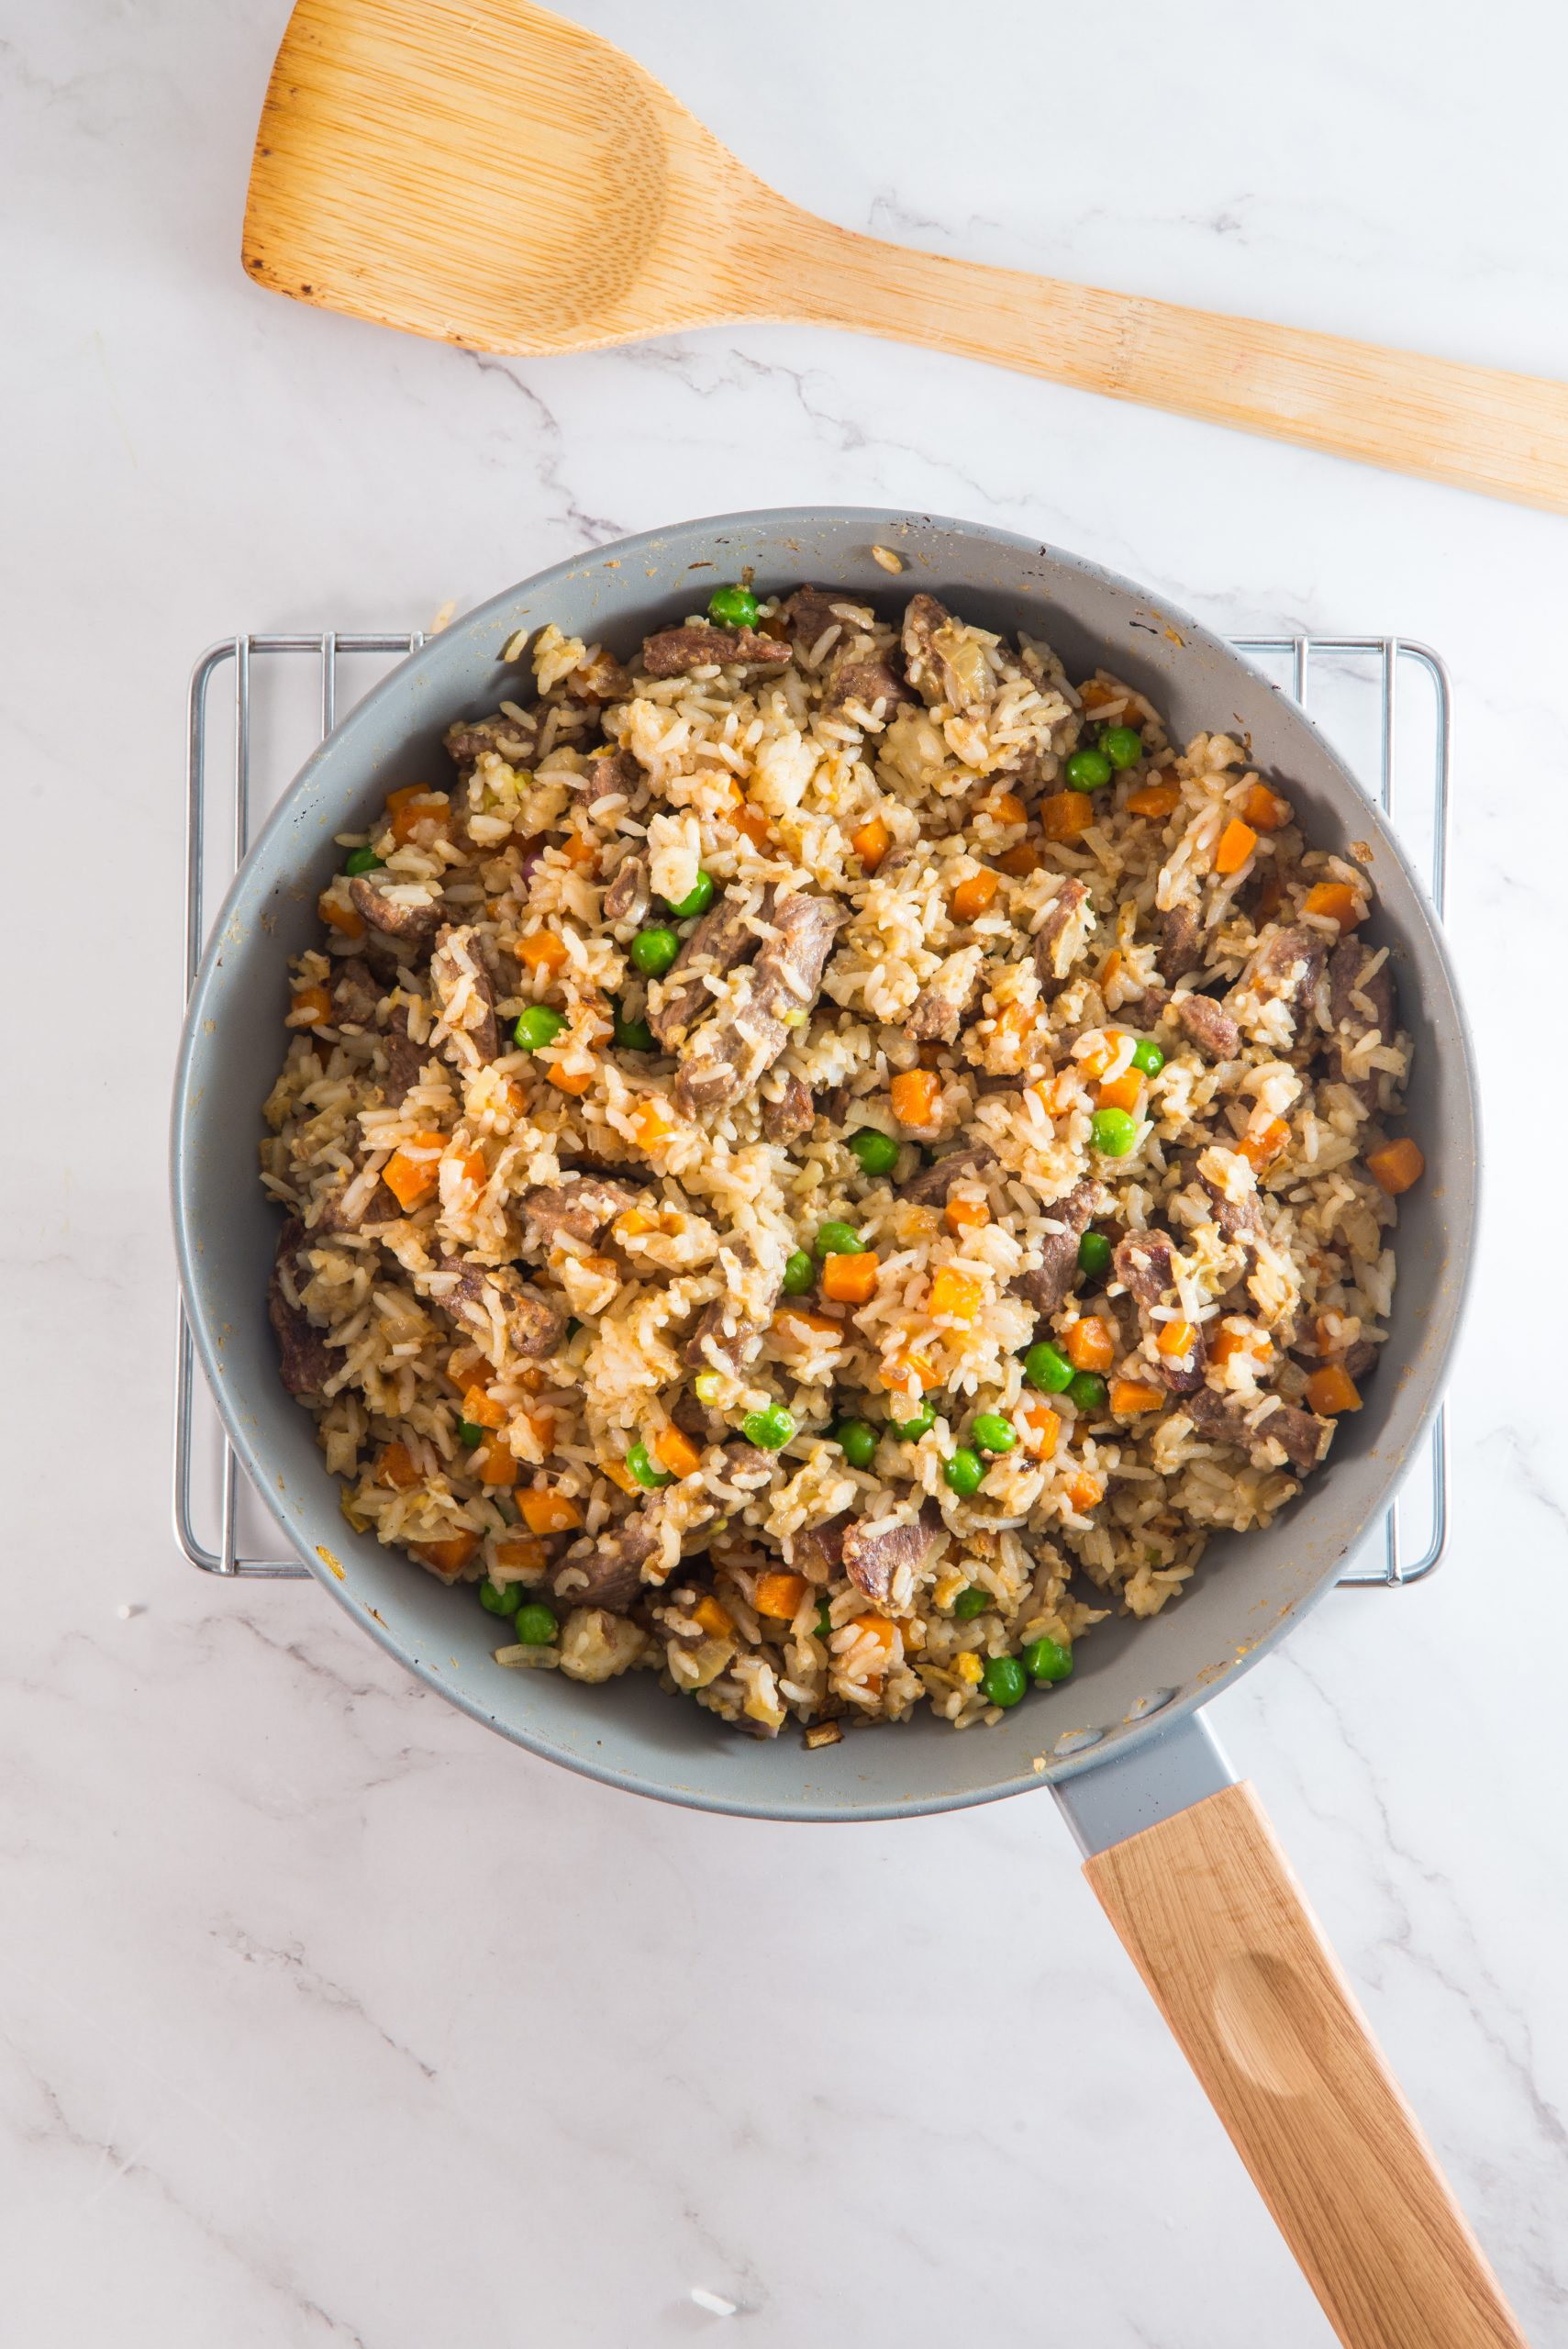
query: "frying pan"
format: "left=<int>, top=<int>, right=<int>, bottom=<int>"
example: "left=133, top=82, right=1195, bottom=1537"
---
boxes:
left=172, top=510, right=1518, bottom=2348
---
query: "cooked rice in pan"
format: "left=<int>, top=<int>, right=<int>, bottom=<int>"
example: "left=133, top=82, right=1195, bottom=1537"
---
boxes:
left=261, top=580, right=1424, bottom=1740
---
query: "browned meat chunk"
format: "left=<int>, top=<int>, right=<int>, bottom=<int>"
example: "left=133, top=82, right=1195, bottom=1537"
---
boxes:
left=429, top=1252, right=565, bottom=1360
left=649, top=887, right=773, bottom=1049
left=1326, top=937, right=1397, bottom=1106
left=445, top=709, right=542, bottom=774
left=841, top=1501, right=943, bottom=1606
left=349, top=873, right=443, bottom=947
left=1114, top=1228, right=1206, bottom=1393
left=331, top=956, right=382, bottom=1030
left=906, top=951, right=984, bottom=1045
left=820, top=658, right=916, bottom=721
left=603, top=852, right=651, bottom=927
left=315, top=1171, right=401, bottom=1235
left=673, top=894, right=846, bottom=1119
left=268, top=1219, right=339, bottom=1398
left=788, top=1508, right=853, bottom=1577
left=430, top=925, right=499, bottom=1064
left=1173, top=993, right=1240, bottom=1061
left=576, top=748, right=640, bottom=809
left=762, top=1073, right=815, bottom=1144
left=1012, top=1180, right=1097, bottom=1316
left=1231, top=923, right=1328, bottom=1026
left=1184, top=1386, right=1332, bottom=1476
left=641, top=623, right=792, bottom=677
left=905, top=1143, right=999, bottom=1208
left=522, top=1176, right=640, bottom=1247
left=901, top=594, right=991, bottom=713
left=782, top=585, right=856, bottom=652
left=1033, top=879, right=1091, bottom=994
left=563, top=647, right=631, bottom=706
left=683, top=1231, right=784, bottom=1375
left=550, top=1515, right=658, bottom=1613
left=381, top=1004, right=430, bottom=1107
left=1198, top=1165, right=1262, bottom=1249
left=1157, top=904, right=1204, bottom=984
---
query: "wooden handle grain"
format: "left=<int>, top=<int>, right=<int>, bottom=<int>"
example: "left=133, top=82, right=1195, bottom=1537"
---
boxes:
left=1084, top=1783, right=1528, bottom=2349
left=770, top=217, right=1568, bottom=513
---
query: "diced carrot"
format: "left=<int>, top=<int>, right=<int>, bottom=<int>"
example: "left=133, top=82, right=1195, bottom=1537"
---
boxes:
left=518, top=931, right=568, bottom=975
left=390, top=791, right=450, bottom=845
left=851, top=815, right=891, bottom=871
left=1214, top=818, right=1259, bottom=876
left=1366, top=1137, right=1424, bottom=1196
left=450, top=1146, right=487, bottom=1194
left=890, top=1067, right=940, bottom=1127
left=1040, top=791, right=1096, bottom=841
left=654, top=1426, right=704, bottom=1479
left=548, top=1060, right=595, bottom=1096
left=1156, top=1319, right=1198, bottom=1361
left=753, top=1570, right=808, bottom=1620
left=992, top=1001, right=1035, bottom=1048
left=385, top=785, right=425, bottom=812
left=1030, top=1071, right=1079, bottom=1118
left=1066, top=1317, right=1116, bottom=1373
left=822, top=1252, right=879, bottom=1306
left=630, top=1097, right=674, bottom=1149
left=693, top=1594, right=734, bottom=1641
left=949, top=869, right=999, bottom=922
left=1098, top=949, right=1123, bottom=988
left=1063, top=1471, right=1104, bottom=1514
left=603, top=1457, right=640, bottom=1494
left=996, top=841, right=1042, bottom=877
left=461, top=1385, right=506, bottom=1431
left=450, top=1347, right=488, bottom=1388
left=1077, top=678, right=1122, bottom=709
left=382, top=1134, right=446, bottom=1210
left=884, top=1344, right=938, bottom=1392
left=1077, top=1033, right=1119, bottom=1081
left=1207, top=1326, right=1251, bottom=1369
left=981, top=790, right=1028, bottom=827
left=1097, top=1070, right=1142, bottom=1113
left=286, top=983, right=334, bottom=1030
left=1240, top=782, right=1290, bottom=832
left=901, top=1617, right=924, bottom=1651
left=1302, top=880, right=1363, bottom=931
left=771, top=1305, right=843, bottom=1344
left=944, top=1194, right=991, bottom=1235
left=1109, top=1379, right=1163, bottom=1416
left=929, top=1265, right=984, bottom=1322
left=1127, top=781, right=1180, bottom=819
left=1017, top=1397, right=1062, bottom=1453
left=1306, top=1364, right=1362, bottom=1416
left=734, top=802, right=773, bottom=849
left=318, top=891, right=366, bottom=940
left=378, top=1441, right=419, bottom=1489
left=502, top=1079, right=529, bottom=1118
left=474, top=1437, right=519, bottom=1487
left=526, top=1407, right=555, bottom=1451
left=850, top=1613, right=896, bottom=1666
left=614, top=1206, right=658, bottom=1239
left=561, top=830, right=599, bottom=870
left=412, top=1532, right=479, bottom=1576
left=1238, top=1115, right=1290, bottom=1173
left=517, top=1487, right=583, bottom=1536
left=495, top=1534, right=548, bottom=1572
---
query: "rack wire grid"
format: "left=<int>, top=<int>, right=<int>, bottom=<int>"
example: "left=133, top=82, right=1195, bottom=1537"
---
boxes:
left=174, top=628, right=1451, bottom=1587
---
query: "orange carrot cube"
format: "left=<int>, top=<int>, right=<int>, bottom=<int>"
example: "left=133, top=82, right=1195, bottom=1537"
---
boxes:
left=654, top=1426, right=704, bottom=1480
left=1306, top=1364, right=1362, bottom=1416
left=949, top=869, right=999, bottom=922
left=889, top=1067, right=941, bottom=1127
left=1066, top=1317, right=1116, bottom=1372
left=1109, top=1379, right=1163, bottom=1416
left=517, top=1487, right=583, bottom=1536
left=1302, top=881, right=1363, bottom=931
left=753, top=1571, right=808, bottom=1620
left=1214, top=818, right=1259, bottom=876
left=928, top=1265, right=984, bottom=1322
left=822, top=1252, right=879, bottom=1306
left=1366, top=1137, right=1424, bottom=1196
left=851, top=816, right=892, bottom=871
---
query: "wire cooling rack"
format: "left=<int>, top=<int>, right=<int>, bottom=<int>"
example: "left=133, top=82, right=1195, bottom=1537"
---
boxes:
left=173, top=629, right=1451, bottom=1587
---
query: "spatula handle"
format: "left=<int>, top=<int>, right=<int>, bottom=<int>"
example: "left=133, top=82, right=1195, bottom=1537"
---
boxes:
left=1084, top=1780, right=1529, bottom=2349
left=775, top=219, right=1568, bottom=513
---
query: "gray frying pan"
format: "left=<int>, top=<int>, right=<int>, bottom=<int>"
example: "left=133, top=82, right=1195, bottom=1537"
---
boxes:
left=172, top=511, right=1519, bottom=2349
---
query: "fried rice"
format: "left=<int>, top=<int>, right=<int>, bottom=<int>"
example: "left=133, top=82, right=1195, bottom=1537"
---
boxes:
left=261, top=579, right=1423, bottom=1741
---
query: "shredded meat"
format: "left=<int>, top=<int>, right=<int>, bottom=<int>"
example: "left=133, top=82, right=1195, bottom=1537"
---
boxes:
left=268, top=1219, right=338, bottom=1397
left=787, top=1509, right=853, bottom=1577
left=444, top=710, right=542, bottom=774
left=521, top=1176, right=639, bottom=1247
left=348, top=874, right=443, bottom=946
left=841, top=1501, right=943, bottom=1606
left=761, top=1073, right=815, bottom=1144
left=1173, top=993, right=1240, bottom=1061
left=673, top=894, right=845, bottom=1118
left=1326, top=937, right=1397, bottom=1106
left=330, top=956, right=382, bottom=1029
left=380, top=1003, right=429, bottom=1106
left=901, top=594, right=991, bottom=713
left=906, top=949, right=984, bottom=1044
left=649, top=887, right=772, bottom=1049
left=428, top=1252, right=564, bottom=1360
left=906, top=1143, right=999, bottom=1208
left=1184, top=1386, right=1332, bottom=1476
left=1012, top=1180, right=1097, bottom=1316
left=603, top=852, right=651, bottom=927
left=820, top=657, right=916, bottom=721
left=1231, top=923, right=1328, bottom=1030
left=430, top=925, right=500, bottom=1065
left=1113, top=1228, right=1206, bottom=1393
left=683, top=1230, right=784, bottom=1374
left=1033, top=879, right=1091, bottom=994
left=1157, top=904, right=1204, bottom=984
left=575, top=748, right=640, bottom=808
left=640, top=623, right=792, bottom=677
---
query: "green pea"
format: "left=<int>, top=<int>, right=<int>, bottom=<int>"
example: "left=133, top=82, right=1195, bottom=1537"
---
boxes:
left=344, top=845, right=384, bottom=875
left=1065, top=747, right=1113, bottom=793
left=1091, top=1105, right=1140, bottom=1157
left=479, top=1577, right=522, bottom=1617
left=613, top=1007, right=656, bottom=1052
left=981, top=1654, right=1028, bottom=1709
left=847, top=1129, right=899, bottom=1177
left=1130, top=1038, right=1164, bottom=1077
left=1077, top=1230, right=1114, bottom=1280
left=631, top=926, right=681, bottom=978
left=815, top=1604, right=834, bottom=1642
left=665, top=872, right=715, bottom=920
left=1101, top=724, right=1145, bottom=771
left=814, top=1219, right=864, bottom=1260
left=1024, top=1634, right=1074, bottom=1684
left=781, top=1248, right=816, bottom=1296
left=741, top=1402, right=796, bottom=1452
left=971, top=1411, right=1018, bottom=1456
left=1023, top=1341, right=1073, bottom=1395
left=513, top=1004, right=566, bottom=1052
left=456, top=1419, right=486, bottom=1449
left=1067, top=1370, right=1107, bottom=1414
left=833, top=1419, right=878, bottom=1469
left=952, top=1584, right=991, bottom=1620
left=707, top=584, right=761, bottom=629
left=943, top=1446, right=984, bottom=1497
left=889, top=1400, right=937, bottom=1442
left=627, top=1441, right=674, bottom=1489
left=512, top=1603, right=559, bottom=1645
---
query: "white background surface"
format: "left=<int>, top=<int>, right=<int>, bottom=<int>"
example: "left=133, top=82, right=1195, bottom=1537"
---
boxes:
left=6, top=3, right=1568, bottom=2342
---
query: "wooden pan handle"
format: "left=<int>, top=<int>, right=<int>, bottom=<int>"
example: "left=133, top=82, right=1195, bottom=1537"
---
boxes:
left=1084, top=1782, right=1528, bottom=2349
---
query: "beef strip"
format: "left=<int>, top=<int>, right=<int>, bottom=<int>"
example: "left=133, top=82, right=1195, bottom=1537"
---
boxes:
left=428, top=1252, right=564, bottom=1359
left=1183, top=1386, right=1332, bottom=1476
left=648, top=887, right=773, bottom=1049
left=1198, top=1163, right=1262, bottom=1249
left=603, top=851, right=651, bottom=927
left=1033, top=879, right=1091, bottom=994
left=444, top=709, right=543, bottom=774
left=575, top=748, right=640, bottom=809
left=683, top=1230, right=785, bottom=1375
left=381, top=1003, right=430, bottom=1107
left=901, top=594, right=991, bottom=713
left=330, top=956, right=382, bottom=1030
left=1173, top=993, right=1240, bottom=1061
left=787, top=1508, right=853, bottom=1577
left=1113, top=1228, right=1206, bottom=1393
left=429, top=925, right=499, bottom=1064
left=904, top=1143, right=999, bottom=1208
left=1011, top=1179, right=1097, bottom=1316
left=348, top=873, right=443, bottom=947
left=552, top=1449, right=764, bottom=1613
left=820, top=658, right=916, bottom=721
left=673, top=893, right=846, bottom=1119
left=841, top=1500, right=943, bottom=1607
left=316, top=1171, right=401, bottom=1236
left=640, top=623, right=792, bottom=677
left=268, top=1218, right=339, bottom=1398
left=1326, top=936, right=1397, bottom=1106
left=1229, top=923, right=1328, bottom=1029
left=1156, top=904, right=1204, bottom=984
left=906, top=948, right=984, bottom=1044
left=761, top=1073, right=815, bottom=1144
left=782, top=584, right=855, bottom=652
left=521, top=1176, right=640, bottom=1248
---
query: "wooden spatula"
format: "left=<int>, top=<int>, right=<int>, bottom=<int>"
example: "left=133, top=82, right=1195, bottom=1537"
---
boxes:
left=245, top=0, right=1568, bottom=514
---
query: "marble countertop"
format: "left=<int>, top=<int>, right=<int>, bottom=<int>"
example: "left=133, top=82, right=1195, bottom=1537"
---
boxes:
left=7, top=2, right=1568, bottom=2340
